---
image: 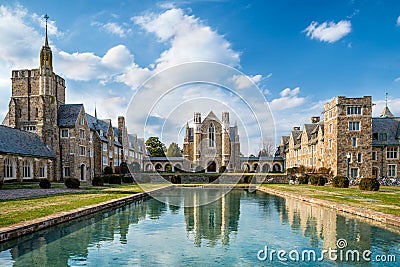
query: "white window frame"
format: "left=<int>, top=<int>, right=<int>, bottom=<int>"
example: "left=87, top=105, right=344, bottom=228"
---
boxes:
left=64, top=167, right=70, bottom=177
left=79, top=146, right=86, bottom=156
left=79, top=129, right=85, bottom=139
left=347, top=106, right=362, bottom=115
left=387, top=164, right=396, bottom=177
left=39, top=162, right=47, bottom=178
left=4, top=158, right=16, bottom=179
left=386, top=147, right=398, bottom=159
left=350, top=168, right=358, bottom=178
left=348, top=121, right=360, bottom=131
left=372, top=151, right=377, bottom=161
left=23, top=159, right=32, bottom=179
left=352, top=137, right=357, bottom=147
left=357, top=153, right=362, bottom=163
left=102, top=143, right=107, bottom=152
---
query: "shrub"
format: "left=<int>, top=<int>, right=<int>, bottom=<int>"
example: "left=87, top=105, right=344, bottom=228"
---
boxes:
left=102, top=175, right=109, bottom=183
left=92, top=176, right=104, bottom=186
left=39, top=178, right=51, bottom=189
left=297, top=176, right=309, bottom=185
left=165, top=165, right=173, bottom=173
left=171, top=175, right=181, bottom=184
left=0, top=179, right=3, bottom=189
left=332, top=176, right=349, bottom=188
left=310, top=175, right=327, bottom=186
left=104, top=166, right=113, bottom=175
left=359, top=178, right=380, bottom=191
left=108, top=175, right=122, bottom=184
left=219, top=166, right=227, bottom=173
left=120, top=162, right=129, bottom=174
left=122, top=175, right=134, bottom=183
left=65, top=178, right=80, bottom=189
left=243, top=175, right=253, bottom=184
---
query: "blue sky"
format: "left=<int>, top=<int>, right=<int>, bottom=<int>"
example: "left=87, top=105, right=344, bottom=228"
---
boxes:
left=0, top=0, right=399, bottom=154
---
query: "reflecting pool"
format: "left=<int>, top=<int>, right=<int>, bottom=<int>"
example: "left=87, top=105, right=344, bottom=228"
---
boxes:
left=0, top=188, right=399, bottom=266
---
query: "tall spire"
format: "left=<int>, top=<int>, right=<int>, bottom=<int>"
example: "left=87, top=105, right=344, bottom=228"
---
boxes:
left=44, top=14, right=49, bottom=47
left=385, top=92, right=388, bottom=108
left=94, top=103, right=98, bottom=119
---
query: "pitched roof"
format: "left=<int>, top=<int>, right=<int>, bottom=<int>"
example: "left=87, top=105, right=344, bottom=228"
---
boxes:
left=58, top=104, right=83, bottom=127
left=372, top=117, right=400, bottom=146
left=203, top=111, right=221, bottom=123
left=0, top=126, right=55, bottom=158
left=380, top=106, right=394, bottom=118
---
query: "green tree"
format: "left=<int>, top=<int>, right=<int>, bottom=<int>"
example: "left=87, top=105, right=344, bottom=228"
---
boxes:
left=145, top=137, right=166, bottom=157
left=166, top=142, right=182, bottom=157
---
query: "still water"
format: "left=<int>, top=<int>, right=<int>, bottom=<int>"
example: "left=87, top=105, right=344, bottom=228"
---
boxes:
left=0, top=188, right=399, bottom=266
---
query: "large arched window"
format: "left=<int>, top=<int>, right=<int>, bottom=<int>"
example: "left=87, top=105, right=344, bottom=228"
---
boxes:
left=208, top=123, right=215, bottom=147
left=23, top=159, right=32, bottom=178
left=4, top=158, right=15, bottom=179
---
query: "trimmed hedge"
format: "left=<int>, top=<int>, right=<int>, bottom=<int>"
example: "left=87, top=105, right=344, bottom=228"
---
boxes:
left=92, top=176, right=104, bottom=186
left=297, top=176, right=309, bottom=184
left=310, top=175, right=327, bottom=186
left=359, top=178, right=380, bottom=191
left=39, top=178, right=51, bottom=189
left=332, top=176, right=349, bottom=188
left=108, top=175, right=122, bottom=184
left=243, top=175, right=253, bottom=184
left=65, top=178, right=80, bottom=189
left=122, top=175, right=134, bottom=183
left=104, top=166, right=113, bottom=175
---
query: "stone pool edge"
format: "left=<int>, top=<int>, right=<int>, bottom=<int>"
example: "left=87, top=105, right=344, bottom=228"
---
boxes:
left=257, top=186, right=400, bottom=228
left=0, top=185, right=172, bottom=243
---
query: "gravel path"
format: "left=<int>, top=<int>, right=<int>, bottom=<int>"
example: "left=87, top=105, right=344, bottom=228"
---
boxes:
left=0, top=188, right=81, bottom=200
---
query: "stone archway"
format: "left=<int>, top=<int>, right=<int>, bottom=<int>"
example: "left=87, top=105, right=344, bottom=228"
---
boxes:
left=273, top=163, right=281, bottom=172
left=154, top=163, right=163, bottom=172
left=207, top=161, right=217, bottom=172
left=262, top=164, right=270, bottom=173
left=253, top=163, right=260, bottom=172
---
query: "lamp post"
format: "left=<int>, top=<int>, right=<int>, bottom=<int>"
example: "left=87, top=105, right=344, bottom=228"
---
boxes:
left=346, top=153, right=351, bottom=179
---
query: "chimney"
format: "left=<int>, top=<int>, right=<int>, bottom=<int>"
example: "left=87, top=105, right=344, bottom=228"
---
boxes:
left=311, top=116, right=320, bottom=123
left=293, top=126, right=301, bottom=131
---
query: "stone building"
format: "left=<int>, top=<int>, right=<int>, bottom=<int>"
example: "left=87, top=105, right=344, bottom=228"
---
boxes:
left=1, top=21, right=146, bottom=182
left=0, top=125, right=55, bottom=182
left=183, top=111, right=240, bottom=172
left=281, top=96, right=400, bottom=178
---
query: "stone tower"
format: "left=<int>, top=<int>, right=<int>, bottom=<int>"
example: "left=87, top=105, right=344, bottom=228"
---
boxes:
left=2, top=15, right=66, bottom=178
left=221, top=112, right=231, bottom=167
left=323, top=96, right=372, bottom=177
left=193, top=112, right=202, bottom=165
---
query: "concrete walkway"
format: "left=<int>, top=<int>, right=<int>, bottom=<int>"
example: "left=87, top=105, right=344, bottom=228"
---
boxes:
left=0, top=188, right=80, bottom=200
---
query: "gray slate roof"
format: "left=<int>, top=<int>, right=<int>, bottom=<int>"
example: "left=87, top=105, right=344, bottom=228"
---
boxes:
left=372, top=117, right=400, bottom=146
left=58, top=104, right=83, bottom=127
left=0, top=125, right=55, bottom=158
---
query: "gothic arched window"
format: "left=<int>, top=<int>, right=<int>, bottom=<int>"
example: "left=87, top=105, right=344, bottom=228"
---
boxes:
left=23, top=159, right=32, bottom=178
left=209, top=123, right=215, bottom=147
left=4, top=158, right=15, bottom=179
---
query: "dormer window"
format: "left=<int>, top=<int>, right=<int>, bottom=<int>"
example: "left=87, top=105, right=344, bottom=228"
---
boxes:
left=80, top=117, right=84, bottom=125
left=379, top=133, right=387, bottom=141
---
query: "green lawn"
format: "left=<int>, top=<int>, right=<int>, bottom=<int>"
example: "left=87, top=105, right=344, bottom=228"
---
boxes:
left=0, top=184, right=168, bottom=228
left=261, top=184, right=400, bottom=217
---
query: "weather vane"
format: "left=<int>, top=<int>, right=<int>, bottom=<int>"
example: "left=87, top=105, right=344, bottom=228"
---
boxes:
left=385, top=92, right=388, bottom=108
left=44, top=13, right=49, bottom=22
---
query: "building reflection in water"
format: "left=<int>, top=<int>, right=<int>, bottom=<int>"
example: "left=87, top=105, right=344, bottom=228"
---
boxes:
left=1, top=188, right=399, bottom=266
left=182, top=188, right=241, bottom=247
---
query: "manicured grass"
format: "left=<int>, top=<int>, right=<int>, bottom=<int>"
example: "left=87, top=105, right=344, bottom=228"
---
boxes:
left=0, top=184, right=168, bottom=228
left=261, top=184, right=400, bottom=217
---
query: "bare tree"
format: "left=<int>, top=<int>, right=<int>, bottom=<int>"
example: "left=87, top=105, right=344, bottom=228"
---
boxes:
left=257, top=138, right=277, bottom=157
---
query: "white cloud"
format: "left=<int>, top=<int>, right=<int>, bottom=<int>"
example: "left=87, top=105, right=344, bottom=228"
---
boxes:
left=397, top=16, right=400, bottom=26
left=373, top=98, right=400, bottom=117
left=269, top=87, right=306, bottom=111
left=303, top=20, right=351, bottom=43
left=133, top=8, right=240, bottom=68
left=93, top=21, right=131, bottom=37
left=230, top=74, right=262, bottom=89
left=394, top=77, right=400, bottom=82
left=57, top=45, right=135, bottom=81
